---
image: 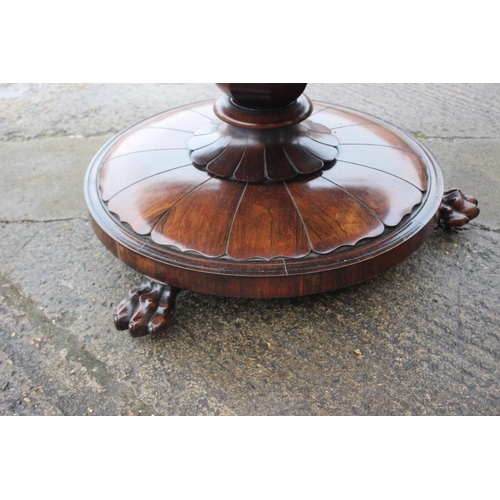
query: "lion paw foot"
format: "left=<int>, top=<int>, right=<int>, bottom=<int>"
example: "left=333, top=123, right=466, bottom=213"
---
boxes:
left=439, top=188, right=479, bottom=229
left=114, top=278, right=181, bottom=337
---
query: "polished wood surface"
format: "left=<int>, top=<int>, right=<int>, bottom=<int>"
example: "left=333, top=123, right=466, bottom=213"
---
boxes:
left=214, top=94, right=313, bottom=130
left=216, top=83, right=307, bottom=109
left=83, top=84, right=484, bottom=337
left=439, top=189, right=479, bottom=228
left=114, top=277, right=180, bottom=337
left=214, top=83, right=312, bottom=130
left=189, top=120, right=338, bottom=182
left=86, top=98, right=443, bottom=300
left=99, top=102, right=428, bottom=261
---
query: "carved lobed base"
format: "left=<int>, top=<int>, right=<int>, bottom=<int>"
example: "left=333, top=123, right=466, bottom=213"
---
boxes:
left=84, top=86, right=481, bottom=339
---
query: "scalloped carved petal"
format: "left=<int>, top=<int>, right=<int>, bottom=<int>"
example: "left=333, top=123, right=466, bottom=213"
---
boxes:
left=299, top=135, right=339, bottom=161
left=107, top=167, right=209, bottom=235
left=284, top=143, right=324, bottom=174
left=265, top=144, right=298, bottom=181
left=189, top=120, right=338, bottom=181
left=234, top=142, right=266, bottom=182
left=332, top=123, right=415, bottom=151
left=206, top=142, right=246, bottom=177
left=321, top=161, right=424, bottom=227
left=191, top=123, right=221, bottom=136
left=140, top=108, right=213, bottom=133
left=305, top=121, right=332, bottom=134
left=227, top=183, right=310, bottom=260
left=287, top=177, right=385, bottom=254
left=305, top=129, right=340, bottom=149
left=336, top=145, right=428, bottom=191
left=151, top=178, right=246, bottom=258
left=100, top=149, right=193, bottom=201
left=190, top=135, right=233, bottom=166
left=105, top=128, right=192, bottom=160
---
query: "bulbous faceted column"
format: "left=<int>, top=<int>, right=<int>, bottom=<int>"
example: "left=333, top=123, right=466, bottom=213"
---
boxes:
left=213, top=83, right=312, bottom=129
left=216, top=83, right=307, bottom=110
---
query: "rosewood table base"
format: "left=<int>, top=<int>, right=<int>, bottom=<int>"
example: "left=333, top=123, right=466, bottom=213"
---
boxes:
left=84, top=85, right=479, bottom=337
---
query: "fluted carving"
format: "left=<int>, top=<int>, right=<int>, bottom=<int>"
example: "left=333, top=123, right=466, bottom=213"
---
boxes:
left=189, top=120, right=339, bottom=182
left=101, top=102, right=428, bottom=261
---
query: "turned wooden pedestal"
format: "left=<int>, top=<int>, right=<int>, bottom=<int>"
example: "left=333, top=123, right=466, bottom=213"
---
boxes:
left=84, top=84, right=479, bottom=337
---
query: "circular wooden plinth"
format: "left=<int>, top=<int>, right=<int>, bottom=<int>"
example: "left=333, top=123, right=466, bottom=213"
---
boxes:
left=84, top=99, right=444, bottom=299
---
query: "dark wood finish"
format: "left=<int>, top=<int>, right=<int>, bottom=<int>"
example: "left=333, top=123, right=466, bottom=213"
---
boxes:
left=106, top=167, right=210, bottom=236
left=89, top=211, right=439, bottom=300
left=189, top=120, right=338, bottom=182
left=84, top=84, right=485, bottom=337
left=151, top=178, right=246, bottom=257
left=95, top=101, right=434, bottom=263
left=114, top=277, right=181, bottom=337
left=439, top=188, right=480, bottom=228
left=85, top=97, right=444, bottom=306
left=227, top=183, right=310, bottom=260
left=287, top=176, right=385, bottom=254
left=216, top=84, right=307, bottom=109
left=214, top=83, right=312, bottom=130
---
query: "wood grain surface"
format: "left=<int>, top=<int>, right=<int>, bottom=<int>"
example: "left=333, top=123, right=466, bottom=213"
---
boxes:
left=85, top=99, right=443, bottom=299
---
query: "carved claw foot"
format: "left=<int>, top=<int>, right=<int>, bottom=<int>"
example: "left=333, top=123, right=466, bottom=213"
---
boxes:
left=114, top=278, right=181, bottom=337
left=438, top=189, right=480, bottom=229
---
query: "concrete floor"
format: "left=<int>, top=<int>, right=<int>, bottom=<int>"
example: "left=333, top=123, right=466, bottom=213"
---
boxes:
left=1, top=83, right=499, bottom=415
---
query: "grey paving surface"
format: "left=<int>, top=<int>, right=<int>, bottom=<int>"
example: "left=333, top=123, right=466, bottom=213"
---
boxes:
left=1, top=83, right=499, bottom=416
